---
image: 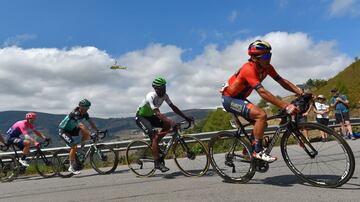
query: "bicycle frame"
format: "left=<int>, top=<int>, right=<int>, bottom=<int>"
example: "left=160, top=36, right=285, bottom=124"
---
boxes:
left=4, top=141, right=52, bottom=176
left=232, top=112, right=318, bottom=159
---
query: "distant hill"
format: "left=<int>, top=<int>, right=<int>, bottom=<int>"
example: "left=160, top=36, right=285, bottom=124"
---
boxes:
left=313, top=60, right=360, bottom=108
left=0, top=109, right=213, bottom=147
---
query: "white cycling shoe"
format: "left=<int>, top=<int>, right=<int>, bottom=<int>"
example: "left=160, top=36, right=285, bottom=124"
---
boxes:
left=68, top=166, right=81, bottom=175
left=252, top=151, right=277, bottom=162
left=19, top=159, right=29, bottom=167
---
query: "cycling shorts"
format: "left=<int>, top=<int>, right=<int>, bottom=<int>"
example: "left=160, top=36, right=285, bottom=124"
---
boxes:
left=221, top=95, right=254, bottom=121
left=6, top=137, right=25, bottom=150
left=135, top=114, right=164, bottom=137
left=58, top=129, right=81, bottom=147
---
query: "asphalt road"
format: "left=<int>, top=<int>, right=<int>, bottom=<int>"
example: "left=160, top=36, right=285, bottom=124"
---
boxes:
left=0, top=140, right=360, bottom=202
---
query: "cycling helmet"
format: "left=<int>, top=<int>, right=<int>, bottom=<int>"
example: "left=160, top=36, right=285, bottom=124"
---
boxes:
left=26, top=112, right=37, bottom=120
left=152, top=77, right=167, bottom=88
left=79, top=99, right=91, bottom=108
left=248, top=40, right=272, bottom=56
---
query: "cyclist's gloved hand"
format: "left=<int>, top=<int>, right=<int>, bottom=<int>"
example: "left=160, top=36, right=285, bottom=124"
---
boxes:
left=35, top=141, right=41, bottom=148
left=45, top=137, right=51, bottom=143
left=285, top=104, right=299, bottom=115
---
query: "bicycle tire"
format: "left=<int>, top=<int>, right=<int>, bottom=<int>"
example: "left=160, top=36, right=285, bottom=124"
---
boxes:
left=126, top=140, right=155, bottom=177
left=281, top=122, right=355, bottom=188
left=208, top=131, right=255, bottom=183
left=35, top=151, right=57, bottom=178
left=53, top=149, right=74, bottom=178
left=90, top=144, right=119, bottom=174
left=173, top=135, right=210, bottom=177
left=0, top=155, right=19, bottom=182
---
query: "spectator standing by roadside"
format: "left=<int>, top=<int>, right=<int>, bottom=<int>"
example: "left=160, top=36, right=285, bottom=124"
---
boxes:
left=314, top=95, right=330, bottom=141
left=330, top=88, right=355, bottom=140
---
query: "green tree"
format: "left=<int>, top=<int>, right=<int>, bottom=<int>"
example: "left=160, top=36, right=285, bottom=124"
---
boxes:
left=202, top=108, right=234, bottom=132
left=257, top=98, right=267, bottom=108
left=269, top=95, right=282, bottom=114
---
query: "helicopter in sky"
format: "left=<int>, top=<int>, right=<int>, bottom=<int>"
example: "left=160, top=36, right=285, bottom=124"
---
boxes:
left=110, top=61, right=127, bottom=70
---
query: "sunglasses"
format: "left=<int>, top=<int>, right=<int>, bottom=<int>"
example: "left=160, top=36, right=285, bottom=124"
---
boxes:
left=257, top=52, right=272, bottom=60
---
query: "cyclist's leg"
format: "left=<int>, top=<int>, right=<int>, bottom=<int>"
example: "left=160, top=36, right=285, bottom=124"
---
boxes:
left=59, top=129, right=80, bottom=174
left=79, top=123, right=90, bottom=151
left=222, top=96, right=276, bottom=162
left=8, top=137, right=29, bottom=166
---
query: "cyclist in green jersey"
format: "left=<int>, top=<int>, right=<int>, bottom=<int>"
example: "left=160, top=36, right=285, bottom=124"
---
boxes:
left=135, top=77, right=193, bottom=172
left=58, top=99, right=99, bottom=174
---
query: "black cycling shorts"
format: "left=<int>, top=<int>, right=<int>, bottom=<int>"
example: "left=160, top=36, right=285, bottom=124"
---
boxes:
left=135, top=115, right=164, bottom=136
left=58, top=129, right=80, bottom=147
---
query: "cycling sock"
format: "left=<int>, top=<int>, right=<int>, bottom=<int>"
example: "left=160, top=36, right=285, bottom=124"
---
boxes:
left=252, top=139, right=263, bottom=153
left=70, top=160, right=75, bottom=168
left=21, top=155, right=27, bottom=160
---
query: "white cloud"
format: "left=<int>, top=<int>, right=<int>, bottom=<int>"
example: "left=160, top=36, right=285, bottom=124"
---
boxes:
left=0, top=32, right=352, bottom=118
left=228, top=10, right=238, bottom=23
left=328, top=0, right=360, bottom=17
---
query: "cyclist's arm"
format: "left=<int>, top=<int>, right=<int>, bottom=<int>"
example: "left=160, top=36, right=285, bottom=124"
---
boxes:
left=154, top=108, right=174, bottom=126
left=277, top=78, right=302, bottom=96
left=256, top=87, right=288, bottom=109
left=87, top=119, right=99, bottom=131
left=169, top=103, right=190, bottom=121
left=32, top=129, right=46, bottom=140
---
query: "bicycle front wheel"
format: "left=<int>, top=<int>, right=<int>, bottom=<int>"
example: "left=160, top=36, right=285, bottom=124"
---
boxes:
left=0, top=156, right=19, bottom=182
left=126, top=140, right=155, bottom=177
left=35, top=151, right=57, bottom=178
left=53, top=149, right=74, bottom=178
left=90, top=144, right=119, bottom=174
left=173, top=135, right=209, bottom=177
left=208, top=131, right=255, bottom=183
left=281, top=122, right=355, bottom=188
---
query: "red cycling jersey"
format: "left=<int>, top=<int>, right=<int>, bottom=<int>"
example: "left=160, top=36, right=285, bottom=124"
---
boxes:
left=222, top=61, right=282, bottom=99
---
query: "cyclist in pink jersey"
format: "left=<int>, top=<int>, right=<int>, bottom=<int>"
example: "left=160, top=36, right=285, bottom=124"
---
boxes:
left=221, top=40, right=302, bottom=162
left=6, top=112, right=49, bottom=166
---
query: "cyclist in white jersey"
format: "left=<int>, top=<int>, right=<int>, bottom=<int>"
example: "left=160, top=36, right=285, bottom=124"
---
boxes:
left=135, top=77, right=193, bottom=172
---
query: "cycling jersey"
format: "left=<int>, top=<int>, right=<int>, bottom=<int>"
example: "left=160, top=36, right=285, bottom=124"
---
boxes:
left=59, top=107, right=90, bottom=132
left=137, top=92, right=173, bottom=117
left=6, top=120, right=40, bottom=139
left=222, top=61, right=282, bottom=99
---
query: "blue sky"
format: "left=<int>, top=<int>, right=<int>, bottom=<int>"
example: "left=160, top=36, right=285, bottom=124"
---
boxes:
left=1, top=0, right=359, bottom=58
left=0, top=0, right=359, bottom=117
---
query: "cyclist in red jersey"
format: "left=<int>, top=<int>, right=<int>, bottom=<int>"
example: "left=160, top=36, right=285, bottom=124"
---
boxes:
left=221, top=40, right=302, bottom=162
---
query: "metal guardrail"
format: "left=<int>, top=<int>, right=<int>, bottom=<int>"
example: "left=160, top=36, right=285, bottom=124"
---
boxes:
left=1, top=118, right=359, bottom=157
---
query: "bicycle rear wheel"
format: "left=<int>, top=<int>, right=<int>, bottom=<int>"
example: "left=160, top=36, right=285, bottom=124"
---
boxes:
left=90, top=144, right=119, bottom=174
left=126, top=140, right=155, bottom=177
left=35, top=151, right=57, bottom=178
left=0, top=156, right=19, bottom=182
left=208, top=131, right=255, bottom=183
left=281, top=122, right=355, bottom=188
left=173, top=135, right=209, bottom=177
left=53, top=149, right=74, bottom=178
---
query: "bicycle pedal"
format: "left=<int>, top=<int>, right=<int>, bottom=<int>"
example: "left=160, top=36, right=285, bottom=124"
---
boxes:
left=225, top=160, right=235, bottom=168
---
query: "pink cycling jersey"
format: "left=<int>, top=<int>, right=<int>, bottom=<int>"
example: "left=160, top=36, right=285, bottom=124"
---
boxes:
left=6, top=120, right=41, bottom=138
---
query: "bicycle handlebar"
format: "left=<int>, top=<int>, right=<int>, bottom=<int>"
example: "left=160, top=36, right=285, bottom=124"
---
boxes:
left=90, top=129, right=108, bottom=141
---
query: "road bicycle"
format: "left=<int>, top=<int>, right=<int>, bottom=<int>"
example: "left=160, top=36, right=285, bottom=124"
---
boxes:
left=208, top=94, right=355, bottom=188
left=126, top=120, right=210, bottom=177
left=54, top=130, right=119, bottom=177
left=0, top=139, right=56, bottom=182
